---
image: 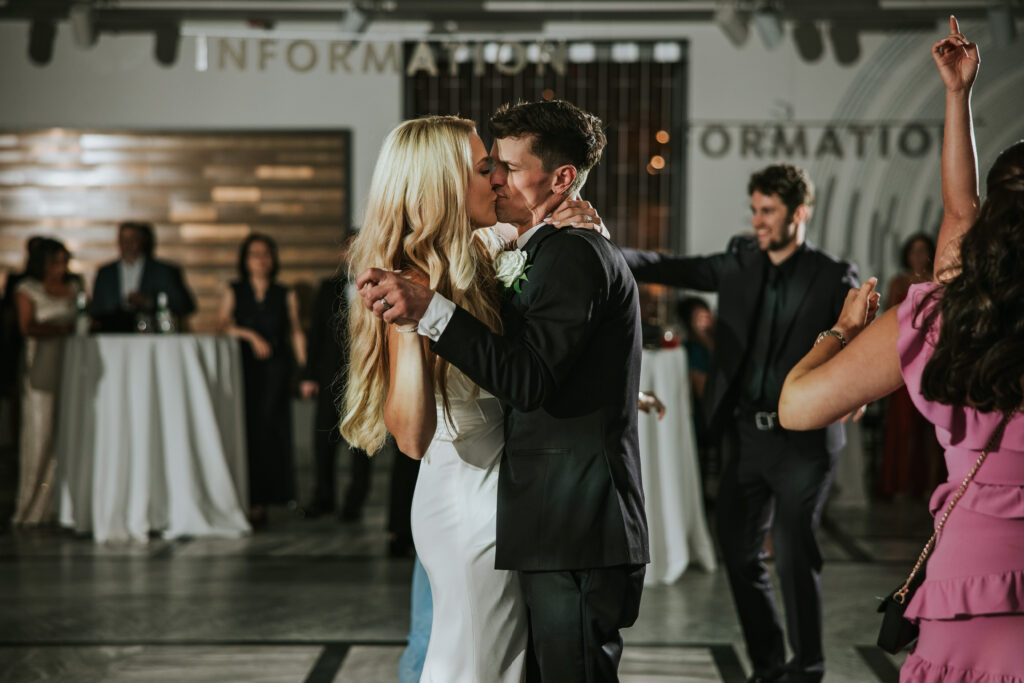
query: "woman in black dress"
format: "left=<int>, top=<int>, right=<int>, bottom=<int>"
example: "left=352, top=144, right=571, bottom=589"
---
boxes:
left=217, top=234, right=307, bottom=527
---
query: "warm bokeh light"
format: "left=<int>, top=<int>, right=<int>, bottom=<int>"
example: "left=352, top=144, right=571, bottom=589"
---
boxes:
left=649, top=155, right=666, bottom=170
left=541, top=88, right=555, bottom=100
left=655, top=130, right=670, bottom=144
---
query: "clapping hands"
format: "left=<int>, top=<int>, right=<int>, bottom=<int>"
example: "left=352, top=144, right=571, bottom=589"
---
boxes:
left=933, top=16, right=979, bottom=94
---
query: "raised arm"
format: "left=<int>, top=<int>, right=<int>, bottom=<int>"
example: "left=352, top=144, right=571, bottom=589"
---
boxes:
left=933, top=15, right=981, bottom=279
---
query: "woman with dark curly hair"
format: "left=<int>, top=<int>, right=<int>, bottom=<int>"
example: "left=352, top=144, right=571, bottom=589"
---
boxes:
left=779, top=18, right=1023, bottom=682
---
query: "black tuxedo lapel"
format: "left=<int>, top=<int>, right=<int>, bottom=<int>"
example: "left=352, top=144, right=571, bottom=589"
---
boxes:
left=771, top=246, right=824, bottom=358
left=140, top=259, right=154, bottom=294
left=507, top=224, right=559, bottom=315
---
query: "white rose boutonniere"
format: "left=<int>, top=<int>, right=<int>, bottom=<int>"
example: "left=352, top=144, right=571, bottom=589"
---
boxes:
left=494, top=248, right=531, bottom=293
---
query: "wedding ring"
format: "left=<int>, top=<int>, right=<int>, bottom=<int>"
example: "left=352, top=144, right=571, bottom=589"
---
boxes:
left=584, top=215, right=592, bottom=222
left=379, top=298, right=391, bottom=310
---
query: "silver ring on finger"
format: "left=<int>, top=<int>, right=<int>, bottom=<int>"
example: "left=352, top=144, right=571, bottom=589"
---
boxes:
left=379, top=298, right=391, bottom=310
left=584, top=215, right=592, bottom=222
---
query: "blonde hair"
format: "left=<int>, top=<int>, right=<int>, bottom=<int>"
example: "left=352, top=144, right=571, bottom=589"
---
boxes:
left=340, top=116, right=503, bottom=453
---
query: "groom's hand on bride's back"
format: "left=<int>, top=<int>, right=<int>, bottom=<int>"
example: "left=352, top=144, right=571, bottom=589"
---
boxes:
left=356, top=267, right=433, bottom=324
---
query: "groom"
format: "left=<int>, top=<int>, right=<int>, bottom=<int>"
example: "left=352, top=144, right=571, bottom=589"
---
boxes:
left=358, top=99, right=649, bottom=682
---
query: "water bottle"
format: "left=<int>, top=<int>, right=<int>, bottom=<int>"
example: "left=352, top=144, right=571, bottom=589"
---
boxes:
left=74, top=291, right=90, bottom=336
left=135, top=310, right=152, bottom=333
left=155, top=291, right=176, bottom=334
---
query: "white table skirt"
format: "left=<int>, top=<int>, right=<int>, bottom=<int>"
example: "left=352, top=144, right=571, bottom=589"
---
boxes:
left=56, top=335, right=251, bottom=542
left=639, top=347, right=718, bottom=584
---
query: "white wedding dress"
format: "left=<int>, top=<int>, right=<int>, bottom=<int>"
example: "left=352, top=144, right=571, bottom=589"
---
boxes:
left=411, top=371, right=528, bottom=683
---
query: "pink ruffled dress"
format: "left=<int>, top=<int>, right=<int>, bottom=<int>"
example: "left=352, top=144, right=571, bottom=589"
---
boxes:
left=897, top=282, right=1024, bottom=682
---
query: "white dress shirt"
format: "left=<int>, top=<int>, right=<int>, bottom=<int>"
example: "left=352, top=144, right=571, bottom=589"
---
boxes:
left=119, top=257, right=146, bottom=305
left=417, top=222, right=547, bottom=341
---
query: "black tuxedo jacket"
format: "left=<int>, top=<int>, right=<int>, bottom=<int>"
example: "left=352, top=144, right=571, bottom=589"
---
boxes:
left=623, top=236, right=857, bottom=452
left=432, top=225, right=649, bottom=571
left=92, top=257, right=197, bottom=321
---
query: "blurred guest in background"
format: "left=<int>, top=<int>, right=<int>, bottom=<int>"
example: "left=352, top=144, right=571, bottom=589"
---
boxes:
left=1, top=237, right=44, bottom=456
left=218, top=234, right=306, bottom=528
left=12, top=238, right=82, bottom=526
left=678, top=296, right=719, bottom=500
left=299, top=270, right=373, bottom=521
left=91, top=221, right=196, bottom=331
left=877, top=233, right=944, bottom=499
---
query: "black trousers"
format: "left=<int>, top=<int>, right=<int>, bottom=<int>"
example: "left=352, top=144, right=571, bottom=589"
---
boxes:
left=310, top=389, right=371, bottom=513
left=519, top=564, right=645, bottom=683
left=716, top=418, right=838, bottom=681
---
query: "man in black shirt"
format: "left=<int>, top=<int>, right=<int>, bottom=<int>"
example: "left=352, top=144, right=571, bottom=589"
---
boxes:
left=623, top=164, right=858, bottom=683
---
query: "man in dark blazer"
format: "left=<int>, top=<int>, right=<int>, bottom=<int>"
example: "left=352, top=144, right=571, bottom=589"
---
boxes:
left=623, top=164, right=857, bottom=683
left=91, top=221, right=196, bottom=331
left=357, top=100, right=649, bottom=683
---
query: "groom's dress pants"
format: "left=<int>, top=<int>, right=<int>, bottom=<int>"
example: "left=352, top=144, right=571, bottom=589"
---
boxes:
left=716, top=418, right=838, bottom=681
left=519, top=564, right=645, bottom=683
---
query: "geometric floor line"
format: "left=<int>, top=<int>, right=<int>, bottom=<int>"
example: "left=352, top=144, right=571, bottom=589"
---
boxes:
left=856, top=644, right=901, bottom=683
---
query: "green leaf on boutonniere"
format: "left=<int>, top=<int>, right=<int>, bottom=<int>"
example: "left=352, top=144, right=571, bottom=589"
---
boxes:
left=512, top=265, right=532, bottom=293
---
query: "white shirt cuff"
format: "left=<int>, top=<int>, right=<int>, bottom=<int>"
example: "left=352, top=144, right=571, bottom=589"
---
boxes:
left=418, top=292, right=456, bottom=341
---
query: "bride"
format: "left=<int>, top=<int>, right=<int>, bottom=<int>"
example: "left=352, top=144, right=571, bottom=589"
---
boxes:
left=340, top=115, right=524, bottom=682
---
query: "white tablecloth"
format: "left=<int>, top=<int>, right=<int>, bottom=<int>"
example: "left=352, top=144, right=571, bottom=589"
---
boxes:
left=56, top=335, right=251, bottom=542
left=639, top=347, right=718, bottom=584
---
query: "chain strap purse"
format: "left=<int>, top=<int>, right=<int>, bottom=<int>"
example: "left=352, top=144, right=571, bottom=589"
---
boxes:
left=876, top=413, right=1012, bottom=654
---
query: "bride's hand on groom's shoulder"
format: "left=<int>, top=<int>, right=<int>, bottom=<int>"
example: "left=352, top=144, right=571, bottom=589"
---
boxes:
left=546, top=198, right=610, bottom=240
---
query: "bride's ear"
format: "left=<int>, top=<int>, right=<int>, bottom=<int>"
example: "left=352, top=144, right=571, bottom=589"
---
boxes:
left=550, top=164, right=577, bottom=195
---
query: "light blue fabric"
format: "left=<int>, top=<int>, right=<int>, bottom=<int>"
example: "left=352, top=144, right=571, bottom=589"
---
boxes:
left=398, top=555, right=432, bottom=683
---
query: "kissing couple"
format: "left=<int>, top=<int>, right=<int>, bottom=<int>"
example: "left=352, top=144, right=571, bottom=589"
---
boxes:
left=342, top=100, right=650, bottom=683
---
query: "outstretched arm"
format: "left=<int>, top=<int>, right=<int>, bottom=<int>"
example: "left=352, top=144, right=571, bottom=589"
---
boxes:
left=933, top=15, right=981, bottom=279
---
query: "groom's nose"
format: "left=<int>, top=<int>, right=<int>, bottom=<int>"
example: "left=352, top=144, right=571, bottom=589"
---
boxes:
left=491, top=164, right=507, bottom=188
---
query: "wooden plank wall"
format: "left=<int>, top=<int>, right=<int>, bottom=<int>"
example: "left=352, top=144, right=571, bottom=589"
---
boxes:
left=0, top=129, right=351, bottom=332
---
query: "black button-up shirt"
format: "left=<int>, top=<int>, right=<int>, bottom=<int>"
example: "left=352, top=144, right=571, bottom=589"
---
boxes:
left=740, top=243, right=807, bottom=410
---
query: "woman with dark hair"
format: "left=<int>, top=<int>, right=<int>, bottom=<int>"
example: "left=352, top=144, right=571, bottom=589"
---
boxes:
left=13, top=237, right=82, bottom=526
left=877, top=233, right=944, bottom=499
left=780, top=19, right=1023, bottom=681
left=217, top=233, right=307, bottom=527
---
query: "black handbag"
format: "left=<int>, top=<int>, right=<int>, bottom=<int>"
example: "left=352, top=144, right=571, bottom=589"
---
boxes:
left=876, top=414, right=1011, bottom=654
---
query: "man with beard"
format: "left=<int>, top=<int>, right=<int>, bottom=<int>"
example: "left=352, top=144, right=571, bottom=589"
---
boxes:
left=622, top=164, right=858, bottom=683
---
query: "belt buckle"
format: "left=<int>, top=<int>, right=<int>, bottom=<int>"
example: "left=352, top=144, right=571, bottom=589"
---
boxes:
left=754, top=411, right=778, bottom=431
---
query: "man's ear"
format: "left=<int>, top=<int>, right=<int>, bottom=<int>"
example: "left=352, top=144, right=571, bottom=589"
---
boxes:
left=550, top=164, right=578, bottom=195
left=793, top=204, right=809, bottom=226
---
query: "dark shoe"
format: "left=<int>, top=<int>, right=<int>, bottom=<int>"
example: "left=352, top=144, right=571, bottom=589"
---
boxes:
left=339, top=506, right=362, bottom=523
left=302, top=502, right=333, bottom=519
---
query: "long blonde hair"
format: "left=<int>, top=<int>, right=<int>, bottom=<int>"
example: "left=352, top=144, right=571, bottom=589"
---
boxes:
left=340, top=116, right=503, bottom=453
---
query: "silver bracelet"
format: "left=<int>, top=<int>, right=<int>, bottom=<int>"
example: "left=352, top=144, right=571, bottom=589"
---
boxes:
left=815, top=328, right=848, bottom=348
left=394, top=324, right=418, bottom=333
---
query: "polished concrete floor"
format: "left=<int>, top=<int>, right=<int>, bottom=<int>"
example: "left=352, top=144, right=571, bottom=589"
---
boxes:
left=0, top=441, right=934, bottom=683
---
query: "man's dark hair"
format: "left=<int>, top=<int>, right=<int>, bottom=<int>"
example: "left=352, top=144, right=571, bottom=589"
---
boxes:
left=488, top=99, right=606, bottom=194
left=25, top=237, right=70, bottom=282
left=119, top=221, right=156, bottom=258
left=747, top=163, right=814, bottom=216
